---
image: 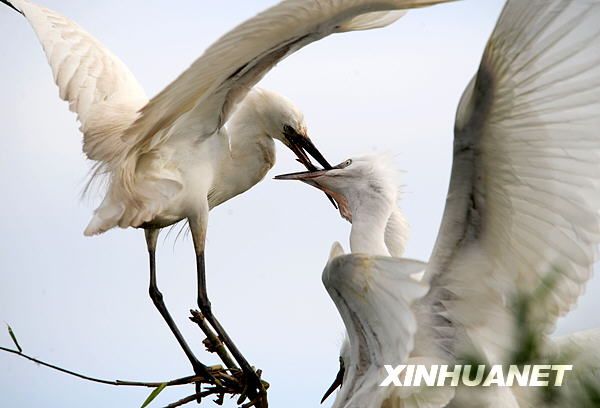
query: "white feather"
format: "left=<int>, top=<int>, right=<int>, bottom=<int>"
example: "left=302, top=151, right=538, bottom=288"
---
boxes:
left=9, top=0, right=147, bottom=164
left=417, top=0, right=600, bottom=367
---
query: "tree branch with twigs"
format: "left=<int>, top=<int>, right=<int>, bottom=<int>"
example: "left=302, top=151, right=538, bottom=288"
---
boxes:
left=1, top=313, right=269, bottom=408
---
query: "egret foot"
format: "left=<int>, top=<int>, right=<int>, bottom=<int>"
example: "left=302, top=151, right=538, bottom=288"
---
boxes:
left=236, top=368, right=268, bottom=408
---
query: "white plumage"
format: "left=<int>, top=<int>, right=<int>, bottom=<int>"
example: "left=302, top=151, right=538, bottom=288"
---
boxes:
left=323, top=250, right=429, bottom=408
left=5, top=0, right=147, bottom=165
left=418, top=0, right=600, bottom=366
left=277, top=155, right=424, bottom=406
left=1, top=0, right=449, bottom=235
left=1, top=0, right=454, bottom=400
left=280, top=1, right=600, bottom=406
left=277, top=155, right=410, bottom=257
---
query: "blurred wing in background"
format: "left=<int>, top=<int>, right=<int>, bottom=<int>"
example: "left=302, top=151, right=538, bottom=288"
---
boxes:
left=511, top=328, right=600, bottom=407
left=417, top=0, right=600, bottom=370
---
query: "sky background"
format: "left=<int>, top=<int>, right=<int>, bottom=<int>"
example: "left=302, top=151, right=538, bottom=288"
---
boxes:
left=1, top=1, right=599, bottom=407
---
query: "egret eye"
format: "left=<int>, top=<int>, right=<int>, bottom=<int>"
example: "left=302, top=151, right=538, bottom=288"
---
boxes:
left=340, top=159, right=352, bottom=168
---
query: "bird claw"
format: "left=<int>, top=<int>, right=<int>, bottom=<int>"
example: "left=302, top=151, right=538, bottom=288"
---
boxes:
left=233, top=367, right=268, bottom=408
left=207, top=366, right=227, bottom=388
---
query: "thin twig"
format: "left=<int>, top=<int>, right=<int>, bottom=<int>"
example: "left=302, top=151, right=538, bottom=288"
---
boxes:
left=163, top=391, right=213, bottom=408
left=1, top=345, right=254, bottom=407
left=163, top=393, right=199, bottom=408
left=0, top=346, right=203, bottom=387
left=163, top=385, right=237, bottom=408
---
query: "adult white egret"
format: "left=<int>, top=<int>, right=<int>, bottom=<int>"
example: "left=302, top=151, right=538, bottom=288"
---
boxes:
left=279, top=0, right=600, bottom=406
left=0, top=0, right=455, bottom=400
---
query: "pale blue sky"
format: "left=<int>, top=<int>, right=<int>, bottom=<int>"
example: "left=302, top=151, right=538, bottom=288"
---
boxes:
left=1, top=1, right=597, bottom=407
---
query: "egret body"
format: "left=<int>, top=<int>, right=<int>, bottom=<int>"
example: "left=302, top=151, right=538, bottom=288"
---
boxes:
left=280, top=1, right=600, bottom=406
left=2, top=0, right=455, bottom=400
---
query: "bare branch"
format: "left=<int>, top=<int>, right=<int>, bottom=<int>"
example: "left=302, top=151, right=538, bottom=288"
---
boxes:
left=0, top=345, right=257, bottom=407
left=0, top=346, right=204, bottom=388
left=163, top=391, right=214, bottom=408
left=163, top=393, right=200, bottom=408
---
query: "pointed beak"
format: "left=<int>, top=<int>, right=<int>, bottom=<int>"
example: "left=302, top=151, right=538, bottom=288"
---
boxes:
left=276, top=166, right=338, bottom=209
left=284, top=127, right=333, bottom=171
left=274, top=168, right=331, bottom=181
left=283, top=126, right=336, bottom=207
left=298, top=136, right=333, bottom=171
left=321, top=357, right=345, bottom=404
left=275, top=167, right=353, bottom=223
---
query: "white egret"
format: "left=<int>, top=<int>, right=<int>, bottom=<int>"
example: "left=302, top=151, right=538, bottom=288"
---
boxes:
left=278, top=156, right=410, bottom=257
left=279, top=0, right=600, bottom=406
left=277, top=155, right=428, bottom=405
left=1, top=0, right=455, bottom=399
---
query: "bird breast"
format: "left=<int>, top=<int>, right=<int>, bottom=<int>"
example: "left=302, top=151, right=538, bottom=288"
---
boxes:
left=208, top=135, right=276, bottom=209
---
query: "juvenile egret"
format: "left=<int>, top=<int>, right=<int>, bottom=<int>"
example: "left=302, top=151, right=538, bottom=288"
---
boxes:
left=280, top=0, right=600, bottom=406
left=276, top=155, right=417, bottom=403
left=276, top=155, right=410, bottom=258
left=1, top=0, right=456, bottom=399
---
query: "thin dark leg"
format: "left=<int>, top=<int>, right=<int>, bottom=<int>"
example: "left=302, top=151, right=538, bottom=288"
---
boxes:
left=145, top=229, right=210, bottom=401
left=196, top=250, right=267, bottom=407
left=194, top=252, right=252, bottom=373
left=188, top=214, right=267, bottom=406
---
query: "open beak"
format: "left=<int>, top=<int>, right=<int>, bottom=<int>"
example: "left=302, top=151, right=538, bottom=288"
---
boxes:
left=283, top=126, right=337, bottom=208
left=275, top=167, right=353, bottom=223
left=284, top=126, right=332, bottom=171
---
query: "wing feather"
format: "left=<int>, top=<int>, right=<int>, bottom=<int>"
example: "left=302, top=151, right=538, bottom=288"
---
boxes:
left=7, top=0, right=147, bottom=163
left=322, top=252, right=429, bottom=408
left=122, top=0, right=455, bottom=153
left=419, top=0, right=600, bottom=364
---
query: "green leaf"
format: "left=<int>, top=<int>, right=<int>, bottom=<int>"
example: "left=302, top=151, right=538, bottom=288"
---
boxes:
left=7, top=324, right=22, bottom=353
left=140, top=383, right=167, bottom=408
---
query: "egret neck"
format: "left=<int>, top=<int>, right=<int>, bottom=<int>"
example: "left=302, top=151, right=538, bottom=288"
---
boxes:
left=348, top=191, right=395, bottom=256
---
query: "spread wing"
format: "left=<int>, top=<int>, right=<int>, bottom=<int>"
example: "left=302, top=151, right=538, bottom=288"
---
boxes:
left=4, top=0, right=147, bottom=163
left=322, top=245, right=429, bottom=408
left=122, top=0, right=455, bottom=154
left=418, top=0, right=600, bottom=364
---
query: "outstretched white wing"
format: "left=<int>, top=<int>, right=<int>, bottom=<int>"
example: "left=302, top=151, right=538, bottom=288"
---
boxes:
left=4, top=0, right=147, bottom=163
left=322, top=245, right=429, bottom=408
left=418, top=0, right=600, bottom=365
left=122, top=0, right=455, bottom=154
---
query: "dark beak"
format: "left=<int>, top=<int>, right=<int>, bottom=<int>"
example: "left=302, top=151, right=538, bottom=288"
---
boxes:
left=283, top=126, right=337, bottom=208
left=284, top=125, right=332, bottom=171
left=321, top=357, right=345, bottom=404
left=1, top=0, right=24, bottom=15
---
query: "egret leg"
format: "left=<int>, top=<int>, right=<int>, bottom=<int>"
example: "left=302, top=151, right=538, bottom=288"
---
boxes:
left=145, top=229, right=211, bottom=400
left=189, top=218, right=267, bottom=407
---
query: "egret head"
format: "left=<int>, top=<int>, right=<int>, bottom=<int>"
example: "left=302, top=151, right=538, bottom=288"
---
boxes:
left=246, top=88, right=332, bottom=171
left=275, top=155, right=399, bottom=222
